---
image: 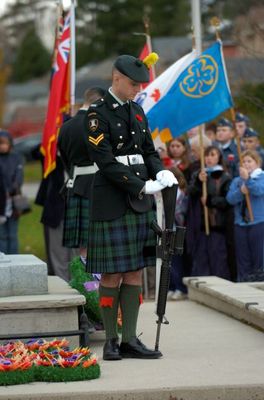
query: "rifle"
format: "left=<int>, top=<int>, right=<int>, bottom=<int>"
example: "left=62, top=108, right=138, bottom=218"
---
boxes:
left=151, top=184, right=186, bottom=351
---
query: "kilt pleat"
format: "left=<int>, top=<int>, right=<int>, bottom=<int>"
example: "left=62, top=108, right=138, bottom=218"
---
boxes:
left=63, top=195, right=90, bottom=248
left=86, top=208, right=157, bottom=274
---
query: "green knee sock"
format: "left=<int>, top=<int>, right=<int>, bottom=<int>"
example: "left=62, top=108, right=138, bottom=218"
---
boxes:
left=119, top=284, right=142, bottom=343
left=99, top=286, right=119, bottom=340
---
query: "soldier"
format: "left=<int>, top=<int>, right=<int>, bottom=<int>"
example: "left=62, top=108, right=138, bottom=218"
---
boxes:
left=58, top=87, right=105, bottom=261
left=84, top=54, right=177, bottom=360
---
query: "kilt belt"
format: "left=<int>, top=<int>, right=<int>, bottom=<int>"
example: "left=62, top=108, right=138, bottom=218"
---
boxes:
left=66, top=164, right=99, bottom=188
left=115, top=154, right=144, bottom=166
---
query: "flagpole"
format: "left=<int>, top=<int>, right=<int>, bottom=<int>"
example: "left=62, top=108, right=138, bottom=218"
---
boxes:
left=70, top=0, right=76, bottom=116
left=143, top=15, right=156, bottom=80
left=210, top=18, right=254, bottom=222
left=192, top=0, right=210, bottom=235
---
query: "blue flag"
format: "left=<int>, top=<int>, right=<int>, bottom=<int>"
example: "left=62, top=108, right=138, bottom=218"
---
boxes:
left=147, top=41, right=233, bottom=138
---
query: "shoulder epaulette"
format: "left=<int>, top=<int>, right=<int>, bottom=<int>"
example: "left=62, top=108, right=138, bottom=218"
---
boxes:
left=90, top=98, right=105, bottom=108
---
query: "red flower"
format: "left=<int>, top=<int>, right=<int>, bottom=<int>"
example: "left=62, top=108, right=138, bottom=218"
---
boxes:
left=135, top=114, right=143, bottom=122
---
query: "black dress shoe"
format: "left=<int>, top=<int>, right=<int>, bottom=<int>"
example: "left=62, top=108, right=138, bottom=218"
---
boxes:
left=103, top=338, right=122, bottom=361
left=120, top=337, right=162, bottom=359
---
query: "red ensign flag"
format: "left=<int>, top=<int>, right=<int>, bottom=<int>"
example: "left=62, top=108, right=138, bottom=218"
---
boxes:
left=41, top=12, right=70, bottom=178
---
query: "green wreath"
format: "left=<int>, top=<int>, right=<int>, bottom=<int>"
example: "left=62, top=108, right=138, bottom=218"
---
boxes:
left=69, top=257, right=102, bottom=324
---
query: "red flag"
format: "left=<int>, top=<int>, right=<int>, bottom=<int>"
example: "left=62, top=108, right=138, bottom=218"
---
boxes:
left=139, top=41, right=155, bottom=89
left=41, top=12, right=70, bottom=178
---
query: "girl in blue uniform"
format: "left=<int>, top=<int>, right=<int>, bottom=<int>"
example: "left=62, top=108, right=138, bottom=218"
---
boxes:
left=226, top=150, right=264, bottom=281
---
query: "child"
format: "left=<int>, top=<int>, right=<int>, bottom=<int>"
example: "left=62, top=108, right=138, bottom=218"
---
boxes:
left=167, top=137, right=190, bottom=172
left=0, top=130, right=24, bottom=254
left=226, top=150, right=264, bottom=282
left=167, top=167, right=189, bottom=300
left=188, top=145, right=232, bottom=279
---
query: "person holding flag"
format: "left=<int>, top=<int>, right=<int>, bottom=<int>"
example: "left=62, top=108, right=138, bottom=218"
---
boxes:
left=84, top=53, right=177, bottom=361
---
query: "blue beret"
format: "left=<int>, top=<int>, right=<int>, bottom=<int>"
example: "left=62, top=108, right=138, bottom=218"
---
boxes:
left=235, top=112, right=250, bottom=124
left=114, top=55, right=149, bottom=83
left=243, top=127, right=259, bottom=138
left=217, top=118, right=233, bottom=128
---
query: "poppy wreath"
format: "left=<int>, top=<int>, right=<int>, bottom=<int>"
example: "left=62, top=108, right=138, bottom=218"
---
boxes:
left=69, top=257, right=122, bottom=332
left=69, top=257, right=102, bottom=325
left=0, top=339, right=100, bottom=386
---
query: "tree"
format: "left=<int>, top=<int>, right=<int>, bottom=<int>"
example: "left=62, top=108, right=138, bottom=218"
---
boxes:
left=12, top=28, right=51, bottom=82
left=76, top=0, right=191, bottom=64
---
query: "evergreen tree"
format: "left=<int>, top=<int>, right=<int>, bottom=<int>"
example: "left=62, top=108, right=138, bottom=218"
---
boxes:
left=12, top=28, right=51, bottom=82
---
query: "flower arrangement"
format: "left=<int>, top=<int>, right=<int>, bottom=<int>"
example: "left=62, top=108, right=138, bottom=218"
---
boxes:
left=69, top=257, right=102, bottom=325
left=69, top=256, right=122, bottom=331
left=0, top=338, right=100, bottom=386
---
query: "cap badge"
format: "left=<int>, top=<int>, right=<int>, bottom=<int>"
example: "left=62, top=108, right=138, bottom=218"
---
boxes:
left=89, top=118, right=98, bottom=132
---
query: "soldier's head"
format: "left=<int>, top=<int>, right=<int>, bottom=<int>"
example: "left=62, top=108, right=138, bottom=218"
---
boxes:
left=112, top=53, right=158, bottom=101
left=83, top=87, right=106, bottom=107
left=216, top=118, right=233, bottom=144
left=242, top=127, right=260, bottom=151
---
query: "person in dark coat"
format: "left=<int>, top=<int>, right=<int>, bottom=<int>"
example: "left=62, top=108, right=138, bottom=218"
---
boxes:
left=58, top=87, right=105, bottom=260
left=0, top=165, right=7, bottom=224
left=188, top=145, right=232, bottom=279
left=84, top=54, right=177, bottom=360
left=34, top=150, right=77, bottom=281
left=0, top=130, right=23, bottom=254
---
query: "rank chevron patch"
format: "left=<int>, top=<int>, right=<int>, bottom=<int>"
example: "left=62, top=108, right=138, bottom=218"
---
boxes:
left=88, top=133, right=104, bottom=146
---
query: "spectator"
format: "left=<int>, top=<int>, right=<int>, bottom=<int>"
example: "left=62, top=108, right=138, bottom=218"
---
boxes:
left=0, top=130, right=24, bottom=254
left=205, top=123, right=217, bottom=142
left=34, top=150, right=77, bottom=281
left=215, top=118, right=239, bottom=178
left=242, top=127, right=264, bottom=169
left=167, top=136, right=192, bottom=183
left=235, top=112, right=250, bottom=140
left=167, top=166, right=189, bottom=300
left=0, top=165, right=7, bottom=225
left=188, top=145, right=232, bottom=279
left=226, top=150, right=264, bottom=282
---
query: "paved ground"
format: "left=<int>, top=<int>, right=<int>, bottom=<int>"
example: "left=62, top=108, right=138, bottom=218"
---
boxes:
left=1, top=299, right=264, bottom=400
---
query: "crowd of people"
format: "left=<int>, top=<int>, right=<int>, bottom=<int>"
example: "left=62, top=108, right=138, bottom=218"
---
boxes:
left=160, top=114, right=264, bottom=301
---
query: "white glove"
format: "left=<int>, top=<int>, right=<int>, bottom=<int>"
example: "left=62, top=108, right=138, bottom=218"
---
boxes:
left=156, top=170, right=178, bottom=187
left=144, top=180, right=166, bottom=195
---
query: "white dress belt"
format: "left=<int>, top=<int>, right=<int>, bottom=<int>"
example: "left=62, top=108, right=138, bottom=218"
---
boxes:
left=115, top=154, right=144, bottom=166
left=66, top=164, right=99, bottom=188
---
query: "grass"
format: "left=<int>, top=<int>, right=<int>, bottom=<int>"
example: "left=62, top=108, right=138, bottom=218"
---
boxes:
left=23, top=161, right=42, bottom=182
left=18, top=202, right=46, bottom=261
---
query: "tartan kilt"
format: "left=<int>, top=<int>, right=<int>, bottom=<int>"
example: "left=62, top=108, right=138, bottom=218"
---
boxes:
left=86, top=208, right=157, bottom=274
left=63, top=195, right=90, bottom=248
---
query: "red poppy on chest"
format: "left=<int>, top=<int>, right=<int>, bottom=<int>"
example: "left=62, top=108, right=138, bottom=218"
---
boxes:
left=135, top=114, right=143, bottom=122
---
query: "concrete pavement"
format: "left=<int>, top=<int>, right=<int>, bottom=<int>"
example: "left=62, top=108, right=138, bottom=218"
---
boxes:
left=1, top=299, right=264, bottom=400
left=22, top=182, right=40, bottom=200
